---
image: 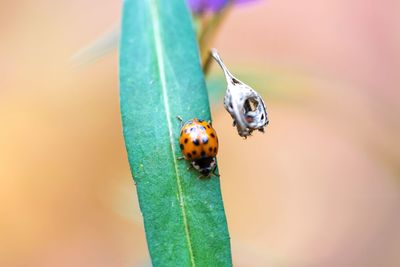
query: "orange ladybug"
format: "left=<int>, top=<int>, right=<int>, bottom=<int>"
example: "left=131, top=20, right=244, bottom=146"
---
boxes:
left=178, top=117, right=219, bottom=177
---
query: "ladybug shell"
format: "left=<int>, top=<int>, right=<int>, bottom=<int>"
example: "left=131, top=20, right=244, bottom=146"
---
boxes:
left=179, top=118, right=218, bottom=161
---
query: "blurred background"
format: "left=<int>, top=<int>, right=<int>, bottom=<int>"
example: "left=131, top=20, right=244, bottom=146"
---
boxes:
left=1, top=0, right=400, bottom=266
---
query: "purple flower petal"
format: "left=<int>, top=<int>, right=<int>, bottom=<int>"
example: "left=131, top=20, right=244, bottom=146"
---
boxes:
left=207, top=0, right=229, bottom=12
left=188, top=0, right=260, bottom=14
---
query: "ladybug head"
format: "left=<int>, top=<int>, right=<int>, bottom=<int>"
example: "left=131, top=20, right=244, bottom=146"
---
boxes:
left=192, top=157, right=216, bottom=177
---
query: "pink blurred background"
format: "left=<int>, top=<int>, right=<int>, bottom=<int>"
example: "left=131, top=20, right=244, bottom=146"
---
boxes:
left=1, top=0, right=399, bottom=266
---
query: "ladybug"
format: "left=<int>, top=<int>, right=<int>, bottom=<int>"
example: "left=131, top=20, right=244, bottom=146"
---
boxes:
left=178, top=117, right=219, bottom=177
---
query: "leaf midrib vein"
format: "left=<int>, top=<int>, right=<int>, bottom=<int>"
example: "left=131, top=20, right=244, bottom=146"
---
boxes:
left=148, top=1, right=195, bottom=266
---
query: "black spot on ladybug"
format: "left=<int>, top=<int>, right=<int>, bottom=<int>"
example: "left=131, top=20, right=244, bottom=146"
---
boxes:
left=180, top=144, right=184, bottom=150
left=187, top=153, right=192, bottom=158
left=207, top=125, right=211, bottom=129
left=201, top=151, right=206, bottom=157
left=199, top=126, right=206, bottom=131
left=210, top=133, right=215, bottom=138
left=208, top=147, right=212, bottom=152
left=198, top=119, right=204, bottom=122
left=193, top=139, right=200, bottom=146
left=190, top=127, right=195, bottom=132
left=192, top=150, right=197, bottom=155
left=184, top=138, right=188, bottom=144
left=201, top=136, right=208, bottom=144
left=213, top=147, right=217, bottom=153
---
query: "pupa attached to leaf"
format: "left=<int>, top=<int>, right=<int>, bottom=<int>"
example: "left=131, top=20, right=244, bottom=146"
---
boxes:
left=211, top=48, right=269, bottom=138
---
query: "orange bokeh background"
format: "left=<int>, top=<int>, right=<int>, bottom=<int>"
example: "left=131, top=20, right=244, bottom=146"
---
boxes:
left=1, top=1, right=399, bottom=266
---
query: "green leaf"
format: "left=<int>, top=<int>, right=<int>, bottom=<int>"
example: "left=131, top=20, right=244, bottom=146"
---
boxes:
left=119, top=0, right=232, bottom=266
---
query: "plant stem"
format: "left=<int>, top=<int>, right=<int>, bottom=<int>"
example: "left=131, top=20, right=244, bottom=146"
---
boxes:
left=198, top=2, right=234, bottom=76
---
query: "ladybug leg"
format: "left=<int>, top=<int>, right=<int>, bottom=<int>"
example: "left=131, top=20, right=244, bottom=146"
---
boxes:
left=176, top=116, right=184, bottom=128
left=212, top=167, right=220, bottom=177
left=197, top=174, right=209, bottom=179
